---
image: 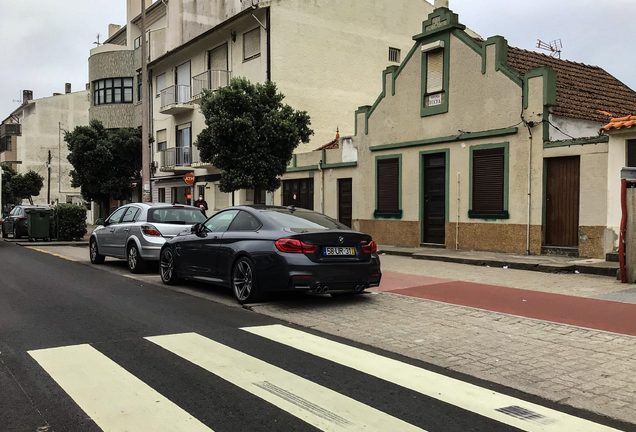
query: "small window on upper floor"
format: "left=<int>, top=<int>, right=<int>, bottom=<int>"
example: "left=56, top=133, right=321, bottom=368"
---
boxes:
left=389, top=47, right=401, bottom=63
left=243, top=28, right=261, bottom=61
left=156, top=129, right=167, bottom=152
left=627, top=140, right=636, bottom=167
left=425, top=49, right=444, bottom=107
left=156, top=73, right=166, bottom=97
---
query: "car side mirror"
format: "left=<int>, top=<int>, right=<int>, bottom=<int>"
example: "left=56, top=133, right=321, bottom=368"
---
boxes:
left=191, top=223, right=201, bottom=234
left=96, top=218, right=105, bottom=226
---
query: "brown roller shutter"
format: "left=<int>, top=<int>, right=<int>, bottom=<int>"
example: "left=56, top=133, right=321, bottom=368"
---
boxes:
left=377, top=158, right=400, bottom=213
left=472, top=147, right=504, bottom=214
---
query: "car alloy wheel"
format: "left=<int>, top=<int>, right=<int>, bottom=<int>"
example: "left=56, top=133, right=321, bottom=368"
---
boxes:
left=160, top=247, right=179, bottom=284
left=232, top=258, right=262, bottom=304
left=127, top=244, right=146, bottom=273
left=89, top=239, right=105, bottom=264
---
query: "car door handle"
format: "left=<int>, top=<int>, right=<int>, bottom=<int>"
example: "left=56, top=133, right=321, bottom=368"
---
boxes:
left=124, top=228, right=130, bottom=232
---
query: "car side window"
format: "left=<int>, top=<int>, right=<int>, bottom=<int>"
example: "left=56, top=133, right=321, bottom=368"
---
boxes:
left=10, top=207, right=18, bottom=216
left=107, top=207, right=128, bottom=225
left=121, top=207, right=139, bottom=223
left=203, top=210, right=239, bottom=233
left=227, top=211, right=261, bottom=231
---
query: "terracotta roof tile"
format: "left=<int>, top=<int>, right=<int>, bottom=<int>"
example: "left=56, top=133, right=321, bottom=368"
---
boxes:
left=314, top=128, right=340, bottom=151
left=506, top=47, right=636, bottom=123
left=600, top=115, right=636, bottom=132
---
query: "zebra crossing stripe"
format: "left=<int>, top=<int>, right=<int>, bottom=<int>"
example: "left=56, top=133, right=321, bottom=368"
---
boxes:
left=147, top=332, right=427, bottom=432
left=242, top=324, right=621, bottom=432
left=28, top=344, right=213, bottom=432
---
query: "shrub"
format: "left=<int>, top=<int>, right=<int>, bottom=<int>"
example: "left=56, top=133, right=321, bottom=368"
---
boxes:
left=52, top=204, right=87, bottom=241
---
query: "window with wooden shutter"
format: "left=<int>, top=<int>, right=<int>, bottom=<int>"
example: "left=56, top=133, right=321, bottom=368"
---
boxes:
left=470, top=146, right=509, bottom=218
left=627, top=140, right=636, bottom=167
left=209, top=44, right=228, bottom=71
left=243, top=28, right=261, bottom=61
left=376, top=157, right=401, bottom=216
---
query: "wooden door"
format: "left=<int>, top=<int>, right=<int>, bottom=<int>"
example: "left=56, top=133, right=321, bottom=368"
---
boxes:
left=338, top=178, right=353, bottom=228
left=422, top=153, right=446, bottom=244
left=545, top=156, right=580, bottom=246
left=282, top=179, right=314, bottom=210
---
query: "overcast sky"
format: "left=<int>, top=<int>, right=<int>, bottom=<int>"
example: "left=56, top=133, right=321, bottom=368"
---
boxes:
left=0, top=0, right=634, bottom=118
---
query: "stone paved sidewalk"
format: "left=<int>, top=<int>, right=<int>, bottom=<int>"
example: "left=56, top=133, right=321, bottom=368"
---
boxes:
left=249, top=292, right=636, bottom=427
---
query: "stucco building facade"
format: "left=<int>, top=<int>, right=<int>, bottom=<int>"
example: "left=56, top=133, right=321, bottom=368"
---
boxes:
left=282, top=6, right=636, bottom=259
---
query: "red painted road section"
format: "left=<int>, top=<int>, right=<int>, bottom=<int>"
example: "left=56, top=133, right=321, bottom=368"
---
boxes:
left=377, top=272, right=636, bottom=337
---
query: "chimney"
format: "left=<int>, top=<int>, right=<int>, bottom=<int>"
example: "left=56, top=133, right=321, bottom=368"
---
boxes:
left=434, top=0, right=449, bottom=9
left=23, top=90, right=33, bottom=103
left=108, top=24, right=122, bottom=38
left=65, top=83, right=72, bottom=94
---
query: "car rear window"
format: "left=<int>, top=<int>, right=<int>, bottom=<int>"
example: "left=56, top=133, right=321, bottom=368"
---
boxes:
left=148, top=207, right=206, bottom=225
left=260, top=209, right=349, bottom=231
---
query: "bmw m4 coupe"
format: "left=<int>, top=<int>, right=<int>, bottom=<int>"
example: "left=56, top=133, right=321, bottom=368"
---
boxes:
left=159, top=205, right=382, bottom=304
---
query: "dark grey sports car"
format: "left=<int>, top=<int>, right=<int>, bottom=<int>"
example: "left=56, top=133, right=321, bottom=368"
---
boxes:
left=159, top=205, right=382, bottom=304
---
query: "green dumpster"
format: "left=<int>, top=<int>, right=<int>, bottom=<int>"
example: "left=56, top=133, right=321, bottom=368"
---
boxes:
left=25, top=208, right=51, bottom=242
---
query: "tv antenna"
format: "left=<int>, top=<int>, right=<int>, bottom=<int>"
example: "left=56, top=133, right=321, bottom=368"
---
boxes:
left=12, top=90, right=22, bottom=104
left=93, top=33, right=102, bottom=47
left=537, top=39, right=562, bottom=59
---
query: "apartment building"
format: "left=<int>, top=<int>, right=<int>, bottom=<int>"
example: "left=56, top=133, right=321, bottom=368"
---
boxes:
left=89, top=0, right=447, bottom=206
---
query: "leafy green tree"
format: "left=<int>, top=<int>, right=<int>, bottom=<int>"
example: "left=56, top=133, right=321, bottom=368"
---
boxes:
left=65, top=119, right=142, bottom=215
left=12, top=170, right=44, bottom=205
left=1, top=164, right=44, bottom=206
left=1, top=163, right=19, bottom=207
left=196, top=77, right=313, bottom=193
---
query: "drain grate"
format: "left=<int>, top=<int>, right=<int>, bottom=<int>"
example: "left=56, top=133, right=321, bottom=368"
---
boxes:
left=495, top=406, right=555, bottom=425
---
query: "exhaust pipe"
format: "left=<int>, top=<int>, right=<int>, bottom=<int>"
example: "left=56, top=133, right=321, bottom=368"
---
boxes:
left=323, top=286, right=330, bottom=294
left=314, top=286, right=324, bottom=294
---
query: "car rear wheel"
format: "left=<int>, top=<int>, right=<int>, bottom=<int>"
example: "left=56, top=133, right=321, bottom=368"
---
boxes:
left=13, top=226, right=21, bottom=240
left=89, top=239, right=105, bottom=264
left=232, top=257, right=262, bottom=305
left=1, top=226, right=7, bottom=239
left=127, top=243, right=147, bottom=274
left=160, top=247, right=182, bottom=285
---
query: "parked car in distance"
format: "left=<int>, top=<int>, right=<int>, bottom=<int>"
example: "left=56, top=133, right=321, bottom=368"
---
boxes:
left=1, top=204, right=50, bottom=239
left=159, top=205, right=382, bottom=304
left=90, top=203, right=206, bottom=273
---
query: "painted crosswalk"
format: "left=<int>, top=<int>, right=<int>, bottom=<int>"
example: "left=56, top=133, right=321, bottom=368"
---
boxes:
left=26, top=326, right=624, bottom=432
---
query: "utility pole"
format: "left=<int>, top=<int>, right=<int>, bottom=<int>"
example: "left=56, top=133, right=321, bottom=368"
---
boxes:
left=47, top=150, right=51, bottom=204
left=141, top=0, right=151, bottom=202
left=0, top=165, right=3, bottom=218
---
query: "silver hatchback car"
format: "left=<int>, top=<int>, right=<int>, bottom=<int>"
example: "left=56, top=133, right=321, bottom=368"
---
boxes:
left=89, top=203, right=207, bottom=273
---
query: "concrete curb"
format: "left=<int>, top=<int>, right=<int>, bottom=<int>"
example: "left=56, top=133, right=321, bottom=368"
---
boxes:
left=382, top=250, right=619, bottom=278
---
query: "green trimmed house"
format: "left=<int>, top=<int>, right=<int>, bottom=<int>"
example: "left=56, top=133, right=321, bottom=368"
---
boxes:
left=279, top=4, right=636, bottom=258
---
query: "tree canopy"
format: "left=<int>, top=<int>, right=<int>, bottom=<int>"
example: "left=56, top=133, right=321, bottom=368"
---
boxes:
left=65, top=119, right=142, bottom=212
left=196, top=77, right=313, bottom=193
left=1, top=163, right=44, bottom=206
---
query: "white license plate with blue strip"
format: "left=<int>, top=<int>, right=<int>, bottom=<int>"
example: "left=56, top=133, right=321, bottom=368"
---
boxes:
left=323, top=247, right=355, bottom=256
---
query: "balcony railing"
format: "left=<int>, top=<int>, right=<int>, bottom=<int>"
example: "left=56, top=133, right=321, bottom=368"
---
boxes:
left=160, top=146, right=200, bottom=170
left=160, top=85, right=191, bottom=110
left=192, top=70, right=231, bottom=100
left=0, top=123, right=21, bottom=138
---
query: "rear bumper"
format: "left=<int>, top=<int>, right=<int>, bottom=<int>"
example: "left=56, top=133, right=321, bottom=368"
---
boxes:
left=255, top=252, right=382, bottom=293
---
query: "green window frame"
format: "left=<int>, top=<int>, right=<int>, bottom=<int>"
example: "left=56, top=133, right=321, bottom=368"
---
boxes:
left=420, top=33, right=450, bottom=117
left=469, top=142, right=509, bottom=219
left=374, top=154, right=402, bottom=219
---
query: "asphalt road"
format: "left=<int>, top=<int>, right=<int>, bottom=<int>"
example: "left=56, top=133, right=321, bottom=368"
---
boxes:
left=0, top=240, right=627, bottom=432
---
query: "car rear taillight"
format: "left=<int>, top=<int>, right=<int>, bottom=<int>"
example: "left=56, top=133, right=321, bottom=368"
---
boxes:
left=141, top=224, right=162, bottom=237
left=361, top=240, right=377, bottom=254
left=275, top=238, right=317, bottom=254
left=17, top=217, right=27, bottom=221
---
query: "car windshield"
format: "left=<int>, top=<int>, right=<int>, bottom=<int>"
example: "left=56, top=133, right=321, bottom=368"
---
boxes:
left=148, top=207, right=206, bottom=225
left=260, top=209, right=349, bottom=231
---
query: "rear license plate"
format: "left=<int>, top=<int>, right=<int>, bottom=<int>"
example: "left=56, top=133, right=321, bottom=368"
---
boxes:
left=323, top=247, right=355, bottom=256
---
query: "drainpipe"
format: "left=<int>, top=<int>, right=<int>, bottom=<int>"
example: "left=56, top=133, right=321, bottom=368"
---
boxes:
left=456, top=171, right=460, bottom=250
left=318, top=159, right=324, bottom=214
left=526, top=124, right=533, bottom=255
left=266, top=7, right=271, bottom=82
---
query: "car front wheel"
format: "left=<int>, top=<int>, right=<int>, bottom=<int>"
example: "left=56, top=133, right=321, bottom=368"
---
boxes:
left=89, top=239, right=105, bottom=264
left=232, top=257, right=263, bottom=305
left=160, top=247, right=182, bottom=285
left=127, top=243, right=147, bottom=274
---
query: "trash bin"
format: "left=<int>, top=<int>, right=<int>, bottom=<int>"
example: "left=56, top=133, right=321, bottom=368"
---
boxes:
left=26, top=208, right=51, bottom=242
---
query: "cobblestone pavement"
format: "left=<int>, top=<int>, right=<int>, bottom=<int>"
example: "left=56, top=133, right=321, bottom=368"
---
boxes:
left=380, top=254, right=627, bottom=298
left=250, top=292, right=636, bottom=426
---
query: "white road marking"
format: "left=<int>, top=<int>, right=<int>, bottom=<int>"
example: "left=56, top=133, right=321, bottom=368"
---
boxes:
left=242, top=324, right=621, bottom=432
left=147, top=332, right=426, bottom=432
left=29, top=344, right=213, bottom=432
